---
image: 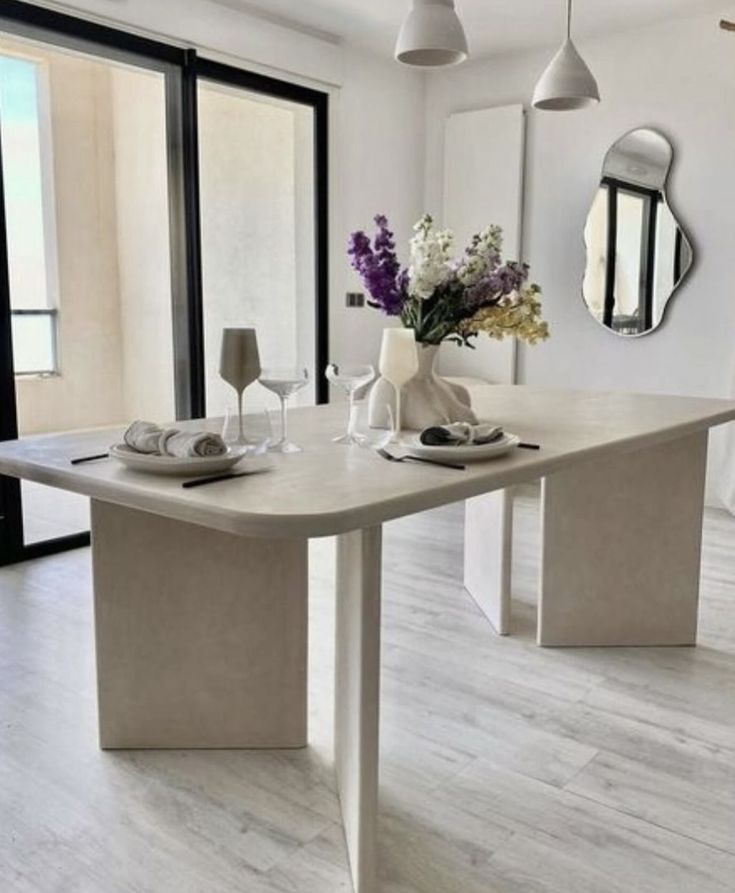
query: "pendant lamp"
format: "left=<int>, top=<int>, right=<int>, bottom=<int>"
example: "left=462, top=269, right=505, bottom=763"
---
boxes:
left=395, top=0, right=468, bottom=68
left=533, top=0, right=600, bottom=110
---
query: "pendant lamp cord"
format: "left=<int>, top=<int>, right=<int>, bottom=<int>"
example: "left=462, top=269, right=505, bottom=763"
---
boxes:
left=567, top=0, right=573, bottom=39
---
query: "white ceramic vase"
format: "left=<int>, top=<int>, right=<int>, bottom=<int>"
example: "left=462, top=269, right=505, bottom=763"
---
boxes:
left=368, top=342, right=477, bottom=430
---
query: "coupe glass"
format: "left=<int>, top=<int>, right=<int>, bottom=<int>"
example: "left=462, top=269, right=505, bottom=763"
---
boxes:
left=325, top=363, right=375, bottom=445
left=219, top=328, right=261, bottom=445
left=378, top=329, right=418, bottom=442
left=259, top=368, right=310, bottom=453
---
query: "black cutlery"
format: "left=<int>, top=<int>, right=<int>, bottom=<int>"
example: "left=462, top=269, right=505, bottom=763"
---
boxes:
left=518, top=443, right=541, bottom=450
left=71, top=453, right=109, bottom=465
left=376, top=448, right=465, bottom=471
left=182, top=471, right=254, bottom=489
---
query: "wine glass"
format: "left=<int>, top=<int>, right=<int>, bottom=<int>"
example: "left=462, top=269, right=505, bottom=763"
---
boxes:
left=259, top=368, right=310, bottom=453
left=325, top=363, right=375, bottom=445
left=378, top=328, right=418, bottom=442
left=219, top=328, right=261, bottom=445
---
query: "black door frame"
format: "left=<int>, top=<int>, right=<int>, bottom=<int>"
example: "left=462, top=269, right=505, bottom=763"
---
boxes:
left=0, top=1, right=330, bottom=566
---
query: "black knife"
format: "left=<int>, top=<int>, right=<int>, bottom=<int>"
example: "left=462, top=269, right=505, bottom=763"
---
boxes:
left=182, top=471, right=253, bottom=489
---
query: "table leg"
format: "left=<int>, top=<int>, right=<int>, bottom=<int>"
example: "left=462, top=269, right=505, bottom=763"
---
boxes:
left=539, top=431, right=708, bottom=646
left=335, top=526, right=382, bottom=893
left=463, top=489, right=513, bottom=635
left=91, top=500, right=308, bottom=748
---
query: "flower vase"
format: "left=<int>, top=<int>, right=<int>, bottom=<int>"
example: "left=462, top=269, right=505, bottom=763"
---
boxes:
left=368, top=343, right=477, bottom=430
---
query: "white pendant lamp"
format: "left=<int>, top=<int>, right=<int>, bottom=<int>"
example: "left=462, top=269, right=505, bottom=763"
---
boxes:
left=533, top=0, right=600, bottom=111
left=395, top=0, right=469, bottom=68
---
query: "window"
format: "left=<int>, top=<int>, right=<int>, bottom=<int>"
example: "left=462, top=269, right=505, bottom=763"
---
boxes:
left=10, top=308, right=57, bottom=374
left=0, top=52, right=59, bottom=375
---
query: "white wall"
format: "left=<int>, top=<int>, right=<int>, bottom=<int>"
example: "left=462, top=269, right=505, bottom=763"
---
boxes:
left=424, top=13, right=735, bottom=502
left=331, top=50, right=426, bottom=367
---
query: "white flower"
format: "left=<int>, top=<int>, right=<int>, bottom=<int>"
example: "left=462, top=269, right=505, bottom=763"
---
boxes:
left=408, top=214, right=454, bottom=301
left=458, top=225, right=504, bottom=287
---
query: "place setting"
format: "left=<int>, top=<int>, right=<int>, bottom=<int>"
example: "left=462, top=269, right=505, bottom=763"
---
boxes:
left=326, top=326, right=539, bottom=472
left=70, top=327, right=312, bottom=488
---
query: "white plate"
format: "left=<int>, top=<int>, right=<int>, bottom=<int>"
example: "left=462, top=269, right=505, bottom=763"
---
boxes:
left=404, top=432, right=520, bottom=463
left=109, top=444, right=248, bottom=476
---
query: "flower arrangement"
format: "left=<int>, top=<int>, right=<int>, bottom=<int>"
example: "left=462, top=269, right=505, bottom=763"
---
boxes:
left=348, top=214, right=549, bottom=347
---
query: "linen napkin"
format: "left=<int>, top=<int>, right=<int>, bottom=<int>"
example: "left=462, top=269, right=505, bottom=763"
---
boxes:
left=419, top=422, right=505, bottom=447
left=163, top=430, right=227, bottom=458
left=123, top=420, right=227, bottom=458
left=124, top=420, right=165, bottom=454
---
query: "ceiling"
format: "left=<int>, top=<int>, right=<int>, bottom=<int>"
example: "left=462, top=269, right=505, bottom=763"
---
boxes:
left=212, top=0, right=728, bottom=58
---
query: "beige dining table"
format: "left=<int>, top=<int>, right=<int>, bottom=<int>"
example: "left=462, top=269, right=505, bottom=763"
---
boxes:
left=1, top=386, right=733, bottom=893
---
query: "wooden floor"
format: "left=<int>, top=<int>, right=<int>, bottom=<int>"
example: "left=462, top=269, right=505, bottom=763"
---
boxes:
left=2, top=489, right=735, bottom=892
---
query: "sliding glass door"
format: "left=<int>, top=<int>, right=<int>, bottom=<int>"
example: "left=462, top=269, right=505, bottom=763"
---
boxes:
left=195, top=60, right=328, bottom=414
left=0, top=5, right=191, bottom=564
left=0, top=32, right=181, bottom=548
left=0, top=3, right=329, bottom=566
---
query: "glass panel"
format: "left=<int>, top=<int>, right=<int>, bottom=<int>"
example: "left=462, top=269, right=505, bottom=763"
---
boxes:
left=0, top=31, right=178, bottom=545
left=20, top=479, right=90, bottom=543
left=582, top=187, right=608, bottom=323
left=197, top=80, right=316, bottom=418
left=11, top=313, right=55, bottom=374
left=614, top=190, right=645, bottom=319
left=0, top=54, right=55, bottom=311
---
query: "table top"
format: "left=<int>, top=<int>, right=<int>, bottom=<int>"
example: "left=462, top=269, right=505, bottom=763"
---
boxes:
left=1, top=386, right=733, bottom=538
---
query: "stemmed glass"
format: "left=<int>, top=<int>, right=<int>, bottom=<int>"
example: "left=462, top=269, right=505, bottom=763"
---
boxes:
left=379, top=329, right=418, bottom=443
left=326, top=363, right=375, bottom=445
left=219, top=328, right=261, bottom=445
left=259, top=368, right=310, bottom=453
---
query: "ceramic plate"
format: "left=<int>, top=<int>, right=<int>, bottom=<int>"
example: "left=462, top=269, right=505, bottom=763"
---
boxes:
left=404, top=432, right=520, bottom=463
left=109, top=444, right=248, bottom=476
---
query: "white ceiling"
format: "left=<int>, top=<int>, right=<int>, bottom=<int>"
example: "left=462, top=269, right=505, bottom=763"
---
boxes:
left=212, top=0, right=729, bottom=58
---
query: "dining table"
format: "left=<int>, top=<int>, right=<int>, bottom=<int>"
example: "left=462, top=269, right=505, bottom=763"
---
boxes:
left=1, top=385, right=734, bottom=893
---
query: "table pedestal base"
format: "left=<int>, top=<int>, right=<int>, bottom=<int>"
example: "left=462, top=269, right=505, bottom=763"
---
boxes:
left=464, top=489, right=513, bottom=635
left=463, top=432, right=708, bottom=647
left=335, top=526, right=382, bottom=893
left=91, top=500, right=308, bottom=749
left=539, top=432, right=708, bottom=646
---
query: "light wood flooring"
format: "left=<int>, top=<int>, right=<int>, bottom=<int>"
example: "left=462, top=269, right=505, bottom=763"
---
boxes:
left=1, top=488, right=735, bottom=892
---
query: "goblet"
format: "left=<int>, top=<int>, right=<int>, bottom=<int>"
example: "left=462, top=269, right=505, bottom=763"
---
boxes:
left=219, top=328, right=261, bottom=445
left=325, top=363, right=375, bottom=445
left=259, top=368, right=310, bottom=453
left=378, top=328, right=418, bottom=442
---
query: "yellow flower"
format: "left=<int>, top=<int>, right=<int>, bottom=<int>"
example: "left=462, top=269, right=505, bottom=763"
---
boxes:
left=460, top=286, right=550, bottom=345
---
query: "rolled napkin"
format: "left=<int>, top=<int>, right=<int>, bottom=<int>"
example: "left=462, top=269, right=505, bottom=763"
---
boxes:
left=123, top=420, right=227, bottom=458
left=162, top=430, right=227, bottom=458
left=420, top=422, right=505, bottom=447
left=124, top=420, right=165, bottom=454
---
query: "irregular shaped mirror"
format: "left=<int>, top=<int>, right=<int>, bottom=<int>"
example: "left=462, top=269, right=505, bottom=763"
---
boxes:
left=583, top=128, right=693, bottom=336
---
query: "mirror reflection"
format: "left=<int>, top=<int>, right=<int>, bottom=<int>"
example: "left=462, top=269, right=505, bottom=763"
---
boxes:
left=583, top=128, right=693, bottom=336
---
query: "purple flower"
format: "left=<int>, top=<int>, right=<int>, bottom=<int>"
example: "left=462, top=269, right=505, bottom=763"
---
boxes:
left=464, top=262, right=529, bottom=313
left=347, top=215, right=406, bottom=316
